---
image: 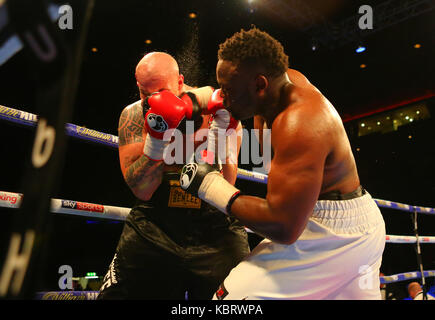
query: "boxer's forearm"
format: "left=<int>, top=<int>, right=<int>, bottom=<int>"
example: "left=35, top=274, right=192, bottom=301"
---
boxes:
left=124, top=154, right=164, bottom=201
left=230, top=195, right=295, bottom=245
left=215, top=124, right=242, bottom=185
left=221, top=163, right=238, bottom=185
left=118, top=103, right=166, bottom=200
left=219, top=139, right=241, bottom=185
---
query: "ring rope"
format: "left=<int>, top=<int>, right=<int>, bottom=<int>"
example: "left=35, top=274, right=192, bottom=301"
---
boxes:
left=380, top=270, right=435, bottom=284
left=1, top=190, right=434, bottom=244
left=1, top=104, right=434, bottom=215
left=0, top=105, right=119, bottom=148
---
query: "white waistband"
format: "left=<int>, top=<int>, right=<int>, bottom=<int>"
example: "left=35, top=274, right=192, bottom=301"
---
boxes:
left=310, top=192, right=384, bottom=234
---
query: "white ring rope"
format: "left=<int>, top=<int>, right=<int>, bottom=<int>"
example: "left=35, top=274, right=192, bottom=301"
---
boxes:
left=1, top=190, right=434, bottom=244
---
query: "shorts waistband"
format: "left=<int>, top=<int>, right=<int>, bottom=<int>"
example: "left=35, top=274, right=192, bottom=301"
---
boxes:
left=318, top=185, right=365, bottom=201
left=310, top=192, right=383, bottom=234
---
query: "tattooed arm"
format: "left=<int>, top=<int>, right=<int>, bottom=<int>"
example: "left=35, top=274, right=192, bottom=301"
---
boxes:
left=118, top=102, right=164, bottom=201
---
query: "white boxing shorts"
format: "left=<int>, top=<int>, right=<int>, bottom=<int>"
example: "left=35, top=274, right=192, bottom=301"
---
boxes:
left=213, top=192, right=386, bottom=300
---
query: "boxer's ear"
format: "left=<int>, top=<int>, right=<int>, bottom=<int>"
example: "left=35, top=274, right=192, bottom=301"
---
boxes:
left=178, top=74, right=185, bottom=94
left=255, top=75, right=268, bottom=95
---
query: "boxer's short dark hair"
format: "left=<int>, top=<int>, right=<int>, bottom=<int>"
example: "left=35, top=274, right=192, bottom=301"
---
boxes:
left=218, top=27, right=289, bottom=77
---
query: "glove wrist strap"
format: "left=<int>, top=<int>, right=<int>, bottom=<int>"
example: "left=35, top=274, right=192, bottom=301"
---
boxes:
left=143, top=135, right=169, bottom=161
left=226, top=191, right=242, bottom=217
left=198, top=171, right=240, bottom=214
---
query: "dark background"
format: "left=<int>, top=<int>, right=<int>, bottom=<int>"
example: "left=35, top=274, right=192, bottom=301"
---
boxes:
left=0, top=0, right=434, bottom=299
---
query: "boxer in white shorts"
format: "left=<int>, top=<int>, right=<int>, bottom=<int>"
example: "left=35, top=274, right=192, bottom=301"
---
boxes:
left=179, top=27, right=386, bottom=300
left=213, top=192, right=385, bottom=299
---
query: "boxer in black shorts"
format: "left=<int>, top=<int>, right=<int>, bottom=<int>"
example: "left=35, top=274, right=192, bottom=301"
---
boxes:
left=97, top=52, right=249, bottom=299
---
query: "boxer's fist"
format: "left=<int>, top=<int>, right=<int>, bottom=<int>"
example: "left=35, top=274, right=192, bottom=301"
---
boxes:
left=180, top=91, right=202, bottom=122
left=144, top=90, right=195, bottom=139
left=180, top=160, right=240, bottom=215
left=207, top=89, right=239, bottom=134
left=176, top=91, right=203, bottom=135
left=180, top=162, right=217, bottom=197
left=143, top=90, right=200, bottom=160
left=206, top=89, right=240, bottom=166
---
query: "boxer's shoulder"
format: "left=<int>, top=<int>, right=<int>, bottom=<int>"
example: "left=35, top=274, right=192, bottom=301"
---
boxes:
left=286, top=68, right=313, bottom=88
left=280, top=87, right=323, bottom=122
left=118, top=100, right=145, bottom=146
left=286, top=68, right=324, bottom=104
left=271, top=89, right=335, bottom=148
left=122, top=100, right=143, bottom=114
left=119, top=100, right=144, bottom=124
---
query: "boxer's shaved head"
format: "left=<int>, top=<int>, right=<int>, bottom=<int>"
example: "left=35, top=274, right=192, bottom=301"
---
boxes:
left=408, top=282, right=423, bottom=299
left=135, top=52, right=184, bottom=98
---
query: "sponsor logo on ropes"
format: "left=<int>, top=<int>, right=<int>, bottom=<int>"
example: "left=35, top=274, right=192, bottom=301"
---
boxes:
left=76, top=126, right=116, bottom=143
left=0, top=105, right=20, bottom=118
left=39, top=291, right=98, bottom=300
left=0, top=193, right=18, bottom=205
left=61, top=200, right=104, bottom=213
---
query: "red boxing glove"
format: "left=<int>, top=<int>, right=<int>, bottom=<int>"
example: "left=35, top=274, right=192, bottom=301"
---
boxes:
left=143, top=90, right=200, bottom=160
left=144, top=90, right=198, bottom=139
left=207, top=89, right=239, bottom=133
left=206, top=89, right=240, bottom=167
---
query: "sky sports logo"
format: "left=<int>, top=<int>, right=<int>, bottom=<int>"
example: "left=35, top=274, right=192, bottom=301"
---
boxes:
left=61, top=200, right=104, bottom=213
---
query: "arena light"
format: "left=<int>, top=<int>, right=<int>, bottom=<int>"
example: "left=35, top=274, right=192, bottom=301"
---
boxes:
left=356, top=46, right=366, bottom=53
left=414, top=43, right=421, bottom=49
left=188, top=12, right=197, bottom=19
left=85, top=272, right=98, bottom=279
left=145, top=39, right=152, bottom=45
